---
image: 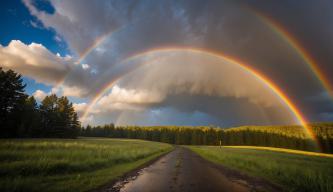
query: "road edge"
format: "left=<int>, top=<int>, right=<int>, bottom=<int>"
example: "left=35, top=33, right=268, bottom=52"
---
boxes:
left=89, top=146, right=175, bottom=192
left=185, top=146, right=284, bottom=192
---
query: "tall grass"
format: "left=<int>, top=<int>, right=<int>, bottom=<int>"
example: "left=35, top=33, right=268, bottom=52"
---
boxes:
left=188, top=146, right=333, bottom=192
left=0, top=138, right=172, bottom=192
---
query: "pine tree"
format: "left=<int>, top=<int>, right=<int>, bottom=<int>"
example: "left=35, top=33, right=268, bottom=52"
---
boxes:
left=18, top=96, right=42, bottom=137
left=0, top=68, right=27, bottom=137
left=40, top=95, right=80, bottom=138
left=40, top=94, right=58, bottom=137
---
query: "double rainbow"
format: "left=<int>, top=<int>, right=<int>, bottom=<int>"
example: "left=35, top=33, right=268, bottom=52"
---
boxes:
left=80, top=47, right=320, bottom=150
left=56, top=9, right=328, bottom=151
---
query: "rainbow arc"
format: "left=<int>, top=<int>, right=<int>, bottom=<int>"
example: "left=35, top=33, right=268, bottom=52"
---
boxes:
left=80, top=47, right=320, bottom=150
left=252, top=10, right=333, bottom=99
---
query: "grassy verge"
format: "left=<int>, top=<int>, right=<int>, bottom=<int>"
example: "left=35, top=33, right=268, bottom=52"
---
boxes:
left=188, top=146, right=333, bottom=192
left=0, top=138, right=173, bottom=192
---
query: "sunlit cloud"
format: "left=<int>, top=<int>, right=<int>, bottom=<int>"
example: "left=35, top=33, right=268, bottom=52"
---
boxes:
left=33, top=89, right=47, bottom=101
left=81, top=64, right=90, bottom=70
left=79, top=51, right=297, bottom=126
left=0, top=40, right=72, bottom=85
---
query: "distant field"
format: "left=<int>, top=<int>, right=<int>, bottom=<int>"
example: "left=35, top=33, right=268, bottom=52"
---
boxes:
left=0, top=138, right=173, bottom=192
left=188, top=146, right=333, bottom=192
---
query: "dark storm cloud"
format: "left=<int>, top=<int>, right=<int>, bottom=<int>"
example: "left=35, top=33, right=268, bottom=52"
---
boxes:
left=148, top=94, right=295, bottom=127
left=13, top=0, right=333, bottom=125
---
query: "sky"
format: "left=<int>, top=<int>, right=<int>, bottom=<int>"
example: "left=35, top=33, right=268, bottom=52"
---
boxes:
left=0, top=0, right=333, bottom=127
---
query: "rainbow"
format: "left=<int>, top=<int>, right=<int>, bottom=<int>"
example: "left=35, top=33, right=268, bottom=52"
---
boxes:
left=50, top=27, right=123, bottom=95
left=46, top=34, right=111, bottom=94
left=80, top=47, right=320, bottom=150
left=76, top=24, right=132, bottom=65
left=75, top=30, right=115, bottom=65
left=80, top=57, right=161, bottom=122
left=252, top=10, right=333, bottom=99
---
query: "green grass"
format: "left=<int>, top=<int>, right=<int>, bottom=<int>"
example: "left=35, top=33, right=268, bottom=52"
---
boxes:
left=0, top=138, right=173, bottom=192
left=188, top=146, right=333, bottom=192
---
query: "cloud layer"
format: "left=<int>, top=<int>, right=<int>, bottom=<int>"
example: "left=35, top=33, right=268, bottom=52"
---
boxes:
left=82, top=51, right=293, bottom=126
left=1, top=0, right=332, bottom=126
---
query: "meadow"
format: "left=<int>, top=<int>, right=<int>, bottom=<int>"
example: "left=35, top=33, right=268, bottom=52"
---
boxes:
left=0, top=138, right=173, bottom=192
left=188, top=146, right=333, bottom=192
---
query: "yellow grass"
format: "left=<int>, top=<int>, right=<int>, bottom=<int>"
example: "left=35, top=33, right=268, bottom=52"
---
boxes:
left=223, top=146, right=333, bottom=158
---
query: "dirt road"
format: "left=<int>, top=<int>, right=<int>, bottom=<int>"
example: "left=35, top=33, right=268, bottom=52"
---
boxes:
left=103, top=147, right=281, bottom=192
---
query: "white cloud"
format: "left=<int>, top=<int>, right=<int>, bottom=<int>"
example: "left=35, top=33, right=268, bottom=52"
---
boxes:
left=33, top=90, right=47, bottom=101
left=0, top=40, right=72, bottom=85
left=0, top=40, right=94, bottom=98
left=91, top=85, right=164, bottom=112
left=62, top=85, right=88, bottom=97
left=73, top=102, right=87, bottom=113
left=81, top=63, right=90, bottom=70
left=22, top=0, right=125, bottom=56
left=99, top=85, right=164, bottom=105
left=50, top=85, right=89, bottom=97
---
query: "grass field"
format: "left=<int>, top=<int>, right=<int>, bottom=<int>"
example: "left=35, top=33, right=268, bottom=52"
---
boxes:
left=188, top=146, right=333, bottom=192
left=0, top=138, right=173, bottom=192
left=224, top=146, right=333, bottom=158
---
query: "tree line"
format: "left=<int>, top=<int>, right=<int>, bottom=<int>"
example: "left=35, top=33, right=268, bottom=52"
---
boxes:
left=80, top=123, right=333, bottom=153
left=2, top=67, right=332, bottom=153
left=0, top=68, right=80, bottom=138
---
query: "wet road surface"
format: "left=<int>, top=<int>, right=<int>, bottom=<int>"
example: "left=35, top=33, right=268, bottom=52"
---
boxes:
left=103, top=147, right=281, bottom=192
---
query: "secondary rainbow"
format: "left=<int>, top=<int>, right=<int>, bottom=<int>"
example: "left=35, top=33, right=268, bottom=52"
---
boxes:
left=252, top=10, right=333, bottom=99
left=52, top=26, right=125, bottom=93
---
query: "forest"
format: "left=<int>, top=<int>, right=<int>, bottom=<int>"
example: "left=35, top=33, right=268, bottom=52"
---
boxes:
left=80, top=123, right=333, bottom=153
left=0, top=68, right=80, bottom=138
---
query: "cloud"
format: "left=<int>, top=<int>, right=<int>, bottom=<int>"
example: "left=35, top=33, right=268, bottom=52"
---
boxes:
left=33, top=88, right=86, bottom=103
left=87, top=85, right=164, bottom=114
left=81, top=64, right=90, bottom=70
left=19, top=0, right=333, bottom=126
left=99, top=85, right=164, bottom=105
left=80, top=51, right=296, bottom=126
left=116, top=51, right=282, bottom=107
left=0, top=40, right=96, bottom=98
left=22, top=0, right=129, bottom=56
left=22, top=0, right=325, bottom=98
left=73, top=102, right=87, bottom=113
left=0, top=40, right=72, bottom=85
left=54, top=85, right=89, bottom=97
left=33, top=89, right=47, bottom=101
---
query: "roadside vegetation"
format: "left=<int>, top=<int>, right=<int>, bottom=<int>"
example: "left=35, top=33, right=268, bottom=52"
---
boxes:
left=0, top=138, right=172, bottom=192
left=188, top=146, right=333, bottom=192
